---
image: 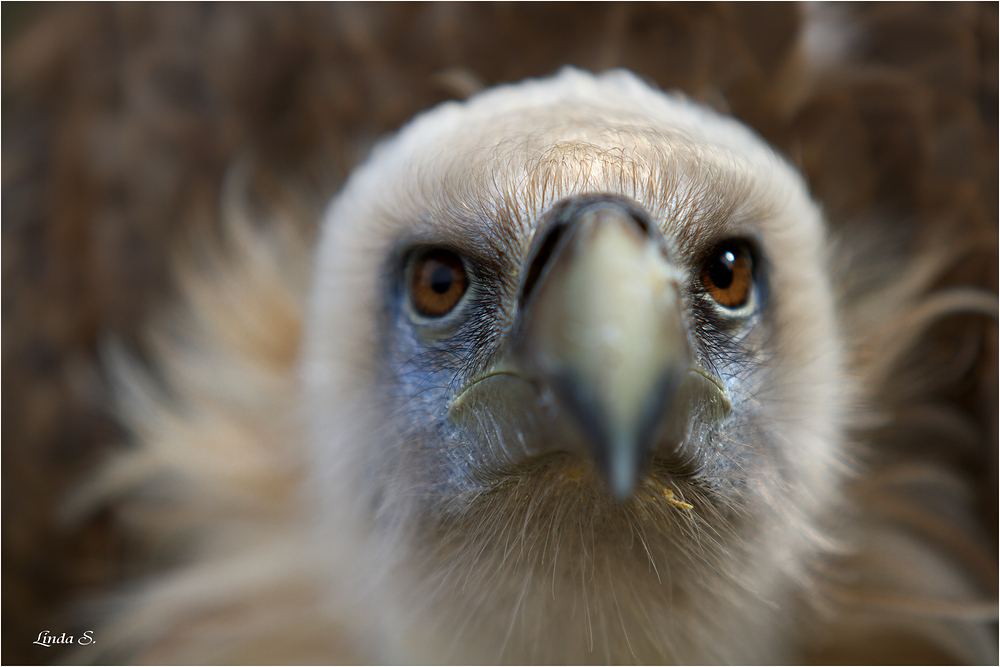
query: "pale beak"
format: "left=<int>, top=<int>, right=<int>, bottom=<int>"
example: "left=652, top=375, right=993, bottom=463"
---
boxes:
left=513, top=198, right=691, bottom=500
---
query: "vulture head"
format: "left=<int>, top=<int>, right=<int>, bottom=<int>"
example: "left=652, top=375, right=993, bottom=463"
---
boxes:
left=303, top=68, right=845, bottom=663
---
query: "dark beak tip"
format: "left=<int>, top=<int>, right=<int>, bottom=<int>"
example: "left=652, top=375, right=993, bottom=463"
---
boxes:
left=610, top=483, right=636, bottom=503
left=606, top=455, right=640, bottom=502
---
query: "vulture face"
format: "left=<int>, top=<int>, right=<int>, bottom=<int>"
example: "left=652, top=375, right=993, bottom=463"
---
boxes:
left=304, top=69, right=845, bottom=662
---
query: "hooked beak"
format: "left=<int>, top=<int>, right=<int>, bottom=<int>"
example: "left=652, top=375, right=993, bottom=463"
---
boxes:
left=513, top=198, right=691, bottom=500
left=448, top=196, right=729, bottom=500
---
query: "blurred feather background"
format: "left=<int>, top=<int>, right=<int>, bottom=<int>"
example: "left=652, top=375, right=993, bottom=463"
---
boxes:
left=2, top=2, right=996, bottom=663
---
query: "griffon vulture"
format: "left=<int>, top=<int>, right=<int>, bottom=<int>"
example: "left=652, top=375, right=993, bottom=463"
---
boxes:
left=79, top=67, right=997, bottom=664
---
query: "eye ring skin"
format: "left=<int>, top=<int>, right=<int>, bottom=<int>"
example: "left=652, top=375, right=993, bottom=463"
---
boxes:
left=403, top=246, right=478, bottom=332
left=698, top=240, right=758, bottom=317
left=410, top=248, right=468, bottom=317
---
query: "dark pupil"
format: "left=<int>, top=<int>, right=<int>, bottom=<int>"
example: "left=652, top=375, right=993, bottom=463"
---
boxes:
left=429, top=264, right=454, bottom=294
left=710, top=250, right=736, bottom=289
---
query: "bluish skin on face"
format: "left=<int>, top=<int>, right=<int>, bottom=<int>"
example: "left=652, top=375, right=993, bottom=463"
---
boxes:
left=369, top=207, right=780, bottom=531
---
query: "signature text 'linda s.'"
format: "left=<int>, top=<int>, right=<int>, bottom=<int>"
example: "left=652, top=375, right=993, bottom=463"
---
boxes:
left=33, top=630, right=95, bottom=647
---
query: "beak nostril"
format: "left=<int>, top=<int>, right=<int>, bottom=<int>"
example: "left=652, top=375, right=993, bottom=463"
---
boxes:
left=518, top=195, right=662, bottom=312
left=519, top=223, right=567, bottom=311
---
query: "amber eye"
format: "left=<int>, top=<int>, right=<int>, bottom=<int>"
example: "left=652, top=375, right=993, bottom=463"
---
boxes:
left=700, top=243, right=753, bottom=309
left=410, top=249, right=468, bottom=317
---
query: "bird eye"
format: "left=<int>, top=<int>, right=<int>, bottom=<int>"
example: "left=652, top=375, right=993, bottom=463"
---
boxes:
left=700, top=243, right=753, bottom=309
left=410, top=249, right=468, bottom=317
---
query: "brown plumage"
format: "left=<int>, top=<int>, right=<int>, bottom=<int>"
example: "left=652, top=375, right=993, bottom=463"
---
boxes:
left=3, top=4, right=996, bottom=664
